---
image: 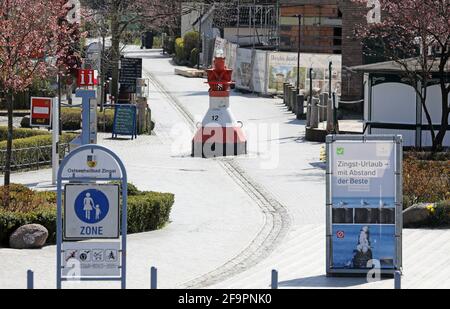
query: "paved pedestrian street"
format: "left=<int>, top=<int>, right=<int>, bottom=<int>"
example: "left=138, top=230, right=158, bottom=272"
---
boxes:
left=1, top=49, right=449, bottom=289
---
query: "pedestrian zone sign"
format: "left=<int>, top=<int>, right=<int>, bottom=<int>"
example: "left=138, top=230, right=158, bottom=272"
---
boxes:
left=64, top=184, right=119, bottom=240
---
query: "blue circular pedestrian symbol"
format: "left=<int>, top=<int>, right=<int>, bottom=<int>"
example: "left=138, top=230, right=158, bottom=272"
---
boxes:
left=74, top=189, right=109, bottom=224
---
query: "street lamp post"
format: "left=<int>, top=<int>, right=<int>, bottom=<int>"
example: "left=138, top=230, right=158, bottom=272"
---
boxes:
left=292, top=14, right=302, bottom=95
left=328, top=61, right=332, bottom=98
left=309, top=68, right=314, bottom=105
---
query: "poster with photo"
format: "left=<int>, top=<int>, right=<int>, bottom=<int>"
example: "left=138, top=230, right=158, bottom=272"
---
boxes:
left=267, top=52, right=341, bottom=95
left=235, top=48, right=253, bottom=91
left=267, top=52, right=301, bottom=94
left=332, top=225, right=396, bottom=269
left=328, top=138, right=401, bottom=273
left=225, top=42, right=238, bottom=79
left=252, top=50, right=268, bottom=94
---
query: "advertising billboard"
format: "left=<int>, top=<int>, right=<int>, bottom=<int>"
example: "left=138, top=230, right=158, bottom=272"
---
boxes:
left=326, top=135, right=403, bottom=276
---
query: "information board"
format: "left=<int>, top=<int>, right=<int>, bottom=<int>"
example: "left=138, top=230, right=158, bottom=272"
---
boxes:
left=119, top=58, right=142, bottom=93
left=326, top=135, right=403, bottom=276
left=112, top=105, right=137, bottom=139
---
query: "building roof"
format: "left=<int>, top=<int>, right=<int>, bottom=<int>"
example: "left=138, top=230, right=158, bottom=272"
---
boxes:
left=351, top=58, right=450, bottom=74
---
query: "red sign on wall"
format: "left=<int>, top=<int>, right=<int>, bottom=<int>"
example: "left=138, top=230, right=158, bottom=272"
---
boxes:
left=77, top=69, right=98, bottom=87
left=30, top=97, right=52, bottom=127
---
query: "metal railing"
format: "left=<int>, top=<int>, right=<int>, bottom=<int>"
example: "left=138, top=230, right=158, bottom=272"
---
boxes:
left=0, top=143, right=70, bottom=173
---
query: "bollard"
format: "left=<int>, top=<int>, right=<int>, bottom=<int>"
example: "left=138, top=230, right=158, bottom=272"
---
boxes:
left=394, top=271, right=401, bottom=289
left=271, top=269, right=278, bottom=289
left=27, top=270, right=34, bottom=289
left=326, top=93, right=334, bottom=132
left=319, top=93, right=327, bottom=122
left=318, top=94, right=324, bottom=123
left=310, top=97, right=319, bottom=128
left=296, top=95, right=305, bottom=120
left=150, top=267, right=158, bottom=289
left=287, top=88, right=294, bottom=111
left=306, top=100, right=311, bottom=127
left=290, top=88, right=297, bottom=113
left=285, top=86, right=293, bottom=107
left=283, top=83, right=289, bottom=105
left=292, top=92, right=298, bottom=115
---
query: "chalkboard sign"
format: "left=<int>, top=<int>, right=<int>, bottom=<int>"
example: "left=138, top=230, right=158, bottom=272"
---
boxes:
left=119, top=58, right=142, bottom=94
left=112, top=104, right=137, bottom=139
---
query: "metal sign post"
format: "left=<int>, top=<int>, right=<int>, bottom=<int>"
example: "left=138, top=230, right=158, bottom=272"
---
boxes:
left=70, top=90, right=98, bottom=149
left=56, top=145, right=127, bottom=289
left=326, top=135, right=403, bottom=277
left=52, top=98, right=59, bottom=185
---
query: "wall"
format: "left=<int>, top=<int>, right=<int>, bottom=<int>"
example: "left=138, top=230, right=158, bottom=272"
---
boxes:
left=338, top=0, right=365, bottom=102
left=365, top=75, right=450, bottom=147
left=279, top=1, right=342, bottom=54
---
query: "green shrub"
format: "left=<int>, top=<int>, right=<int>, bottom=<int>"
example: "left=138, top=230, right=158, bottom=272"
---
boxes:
left=61, top=107, right=115, bottom=132
left=0, top=184, right=174, bottom=247
left=109, top=182, right=140, bottom=196
left=20, top=116, right=31, bottom=129
left=0, top=133, right=76, bottom=149
left=184, top=31, right=200, bottom=60
left=0, top=206, right=57, bottom=246
left=0, top=126, right=49, bottom=142
left=175, top=37, right=186, bottom=64
left=60, top=107, right=82, bottom=131
left=190, top=48, right=200, bottom=67
left=0, top=133, right=77, bottom=170
left=153, top=36, right=162, bottom=49
left=98, top=109, right=116, bottom=132
left=403, top=155, right=450, bottom=208
left=425, top=200, right=450, bottom=227
left=163, top=36, right=176, bottom=55
left=127, top=192, right=174, bottom=233
left=23, top=107, right=115, bottom=132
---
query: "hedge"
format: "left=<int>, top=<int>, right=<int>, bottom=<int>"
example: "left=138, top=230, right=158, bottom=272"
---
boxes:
left=0, top=133, right=77, bottom=149
left=0, top=184, right=174, bottom=247
left=60, top=107, right=115, bottom=132
left=0, top=126, right=49, bottom=141
left=428, top=200, right=450, bottom=227
left=127, top=192, right=174, bottom=232
left=403, top=152, right=450, bottom=209
left=21, top=108, right=115, bottom=132
left=0, top=133, right=77, bottom=169
left=0, top=206, right=57, bottom=246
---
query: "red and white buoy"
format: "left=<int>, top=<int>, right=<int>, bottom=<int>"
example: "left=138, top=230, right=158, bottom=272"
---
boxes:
left=192, top=53, right=247, bottom=158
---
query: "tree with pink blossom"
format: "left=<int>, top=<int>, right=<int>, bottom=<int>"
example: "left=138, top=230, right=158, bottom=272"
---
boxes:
left=352, top=0, right=449, bottom=151
left=0, top=0, right=76, bottom=203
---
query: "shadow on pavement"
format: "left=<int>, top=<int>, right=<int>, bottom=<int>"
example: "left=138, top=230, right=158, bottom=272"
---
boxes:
left=278, top=275, right=387, bottom=288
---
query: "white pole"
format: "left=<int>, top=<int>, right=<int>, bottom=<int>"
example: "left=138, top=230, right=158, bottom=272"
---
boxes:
left=52, top=98, right=59, bottom=185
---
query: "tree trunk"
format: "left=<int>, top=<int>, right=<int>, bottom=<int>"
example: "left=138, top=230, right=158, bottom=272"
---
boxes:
left=419, top=85, right=437, bottom=152
left=3, top=93, right=14, bottom=208
left=110, top=3, right=120, bottom=103
left=434, top=85, right=449, bottom=150
left=434, top=56, right=450, bottom=151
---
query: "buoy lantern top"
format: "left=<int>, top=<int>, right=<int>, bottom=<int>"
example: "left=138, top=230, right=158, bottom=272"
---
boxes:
left=215, top=49, right=224, bottom=58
